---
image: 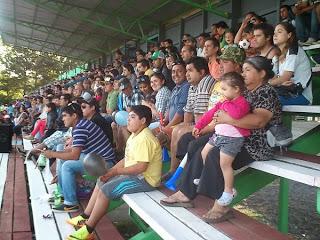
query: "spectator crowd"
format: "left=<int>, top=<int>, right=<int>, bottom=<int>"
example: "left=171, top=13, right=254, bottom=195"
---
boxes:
left=0, top=2, right=319, bottom=239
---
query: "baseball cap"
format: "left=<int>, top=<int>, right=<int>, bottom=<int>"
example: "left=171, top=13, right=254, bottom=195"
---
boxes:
left=104, top=75, right=114, bottom=85
left=137, top=75, right=150, bottom=85
left=81, top=91, right=95, bottom=104
left=151, top=50, right=165, bottom=60
left=119, top=78, right=131, bottom=90
left=218, top=45, right=246, bottom=65
left=182, top=35, right=196, bottom=43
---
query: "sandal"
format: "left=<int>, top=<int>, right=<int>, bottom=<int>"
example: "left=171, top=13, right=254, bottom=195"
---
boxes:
left=160, top=192, right=194, bottom=208
left=203, top=201, right=234, bottom=223
left=50, top=175, right=58, bottom=185
left=160, top=199, right=194, bottom=208
left=202, top=208, right=234, bottom=224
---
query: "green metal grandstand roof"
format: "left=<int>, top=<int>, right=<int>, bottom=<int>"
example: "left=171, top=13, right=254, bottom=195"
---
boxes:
left=0, top=0, right=230, bottom=61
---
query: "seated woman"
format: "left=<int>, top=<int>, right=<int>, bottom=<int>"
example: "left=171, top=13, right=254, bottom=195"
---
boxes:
left=160, top=56, right=282, bottom=223
left=142, top=72, right=171, bottom=128
left=270, top=22, right=312, bottom=105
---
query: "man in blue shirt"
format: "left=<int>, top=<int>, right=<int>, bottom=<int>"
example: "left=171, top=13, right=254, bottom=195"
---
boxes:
left=163, top=62, right=190, bottom=131
left=42, top=103, right=115, bottom=212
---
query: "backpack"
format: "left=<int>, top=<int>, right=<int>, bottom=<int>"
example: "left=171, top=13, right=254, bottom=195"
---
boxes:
left=266, top=124, right=293, bottom=151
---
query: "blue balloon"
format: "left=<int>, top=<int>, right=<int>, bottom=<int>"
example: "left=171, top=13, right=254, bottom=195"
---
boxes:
left=115, top=111, right=129, bottom=126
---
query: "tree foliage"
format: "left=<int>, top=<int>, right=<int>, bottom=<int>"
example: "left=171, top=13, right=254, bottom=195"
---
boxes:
left=0, top=44, right=84, bottom=103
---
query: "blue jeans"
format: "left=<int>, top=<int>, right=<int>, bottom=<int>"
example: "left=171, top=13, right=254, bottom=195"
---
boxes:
left=296, top=10, right=319, bottom=41
left=279, top=94, right=310, bottom=105
left=57, top=149, right=86, bottom=205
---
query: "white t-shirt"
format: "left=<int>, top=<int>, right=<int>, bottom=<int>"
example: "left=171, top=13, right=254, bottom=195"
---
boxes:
left=197, top=48, right=204, bottom=57
left=277, top=46, right=312, bottom=103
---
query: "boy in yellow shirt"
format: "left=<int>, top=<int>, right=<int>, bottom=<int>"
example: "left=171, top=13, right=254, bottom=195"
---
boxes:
left=67, top=105, right=162, bottom=240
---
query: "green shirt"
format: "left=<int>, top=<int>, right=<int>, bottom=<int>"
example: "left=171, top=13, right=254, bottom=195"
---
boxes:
left=106, top=90, right=119, bottom=112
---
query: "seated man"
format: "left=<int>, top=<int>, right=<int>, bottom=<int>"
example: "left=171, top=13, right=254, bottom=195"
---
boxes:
left=163, top=57, right=215, bottom=180
left=66, top=105, right=162, bottom=240
left=42, top=103, right=115, bottom=212
left=158, top=62, right=190, bottom=144
left=80, top=91, right=113, bottom=144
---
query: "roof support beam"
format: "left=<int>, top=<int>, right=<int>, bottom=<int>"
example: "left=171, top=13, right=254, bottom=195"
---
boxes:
left=0, top=15, right=105, bottom=42
left=40, top=1, right=68, bottom=51
left=176, top=0, right=230, bottom=18
left=126, top=0, right=171, bottom=32
left=46, top=0, right=159, bottom=27
left=1, top=31, right=99, bottom=58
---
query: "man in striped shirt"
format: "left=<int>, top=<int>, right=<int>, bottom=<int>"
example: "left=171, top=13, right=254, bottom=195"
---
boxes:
left=42, top=103, right=115, bottom=212
left=163, top=57, right=215, bottom=181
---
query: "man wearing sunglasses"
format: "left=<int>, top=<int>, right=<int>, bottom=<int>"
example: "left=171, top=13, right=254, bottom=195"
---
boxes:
left=42, top=103, right=115, bottom=212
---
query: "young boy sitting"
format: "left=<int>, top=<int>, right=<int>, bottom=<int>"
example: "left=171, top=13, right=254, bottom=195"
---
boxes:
left=66, top=105, right=162, bottom=240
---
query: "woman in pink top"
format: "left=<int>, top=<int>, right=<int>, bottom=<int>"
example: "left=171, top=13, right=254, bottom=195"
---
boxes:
left=192, top=72, right=250, bottom=206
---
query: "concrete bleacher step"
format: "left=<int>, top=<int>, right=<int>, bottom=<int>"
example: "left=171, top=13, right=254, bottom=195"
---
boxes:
left=0, top=153, right=9, bottom=209
left=23, top=137, right=123, bottom=240
left=25, top=159, right=74, bottom=240
left=303, top=43, right=320, bottom=51
left=123, top=189, right=290, bottom=240
left=123, top=191, right=230, bottom=240
left=0, top=151, right=32, bottom=239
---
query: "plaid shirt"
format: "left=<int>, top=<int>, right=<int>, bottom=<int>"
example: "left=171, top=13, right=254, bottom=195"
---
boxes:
left=155, top=86, right=171, bottom=115
left=123, top=89, right=143, bottom=109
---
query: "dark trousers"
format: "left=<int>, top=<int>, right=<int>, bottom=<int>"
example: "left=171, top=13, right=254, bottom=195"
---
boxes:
left=178, top=146, right=254, bottom=200
left=176, top=132, right=212, bottom=160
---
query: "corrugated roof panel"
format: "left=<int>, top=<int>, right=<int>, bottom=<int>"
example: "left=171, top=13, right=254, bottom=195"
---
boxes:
left=0, top=0, right=220, bottom=60
left=0, top=0, right=14, bottom=16
left=16, top=24, right=32, bottom=36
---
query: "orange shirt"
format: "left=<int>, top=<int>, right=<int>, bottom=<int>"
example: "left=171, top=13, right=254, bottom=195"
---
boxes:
left=208, top=60, right=221, bottom=80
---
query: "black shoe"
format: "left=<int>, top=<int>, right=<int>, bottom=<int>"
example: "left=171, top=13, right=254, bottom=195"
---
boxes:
left=16, top=146, right=26, bottom=155
left=52, top=204, right=79, bottom=213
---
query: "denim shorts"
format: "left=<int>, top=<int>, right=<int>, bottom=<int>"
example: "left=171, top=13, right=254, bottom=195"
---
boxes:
left=97, top=175, right=155, bottom=200
left=208, top=134, right=244, bottom=157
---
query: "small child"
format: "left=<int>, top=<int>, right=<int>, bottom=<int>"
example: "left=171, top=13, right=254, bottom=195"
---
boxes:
left=192, top=72, right=250, bottom=206
left=221, top=30, right=235, bottom=51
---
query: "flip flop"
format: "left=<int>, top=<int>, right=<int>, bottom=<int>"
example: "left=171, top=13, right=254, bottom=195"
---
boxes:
left=160, top=199, right=194, bottom=208
left=202, top=210, right=234, bottom=224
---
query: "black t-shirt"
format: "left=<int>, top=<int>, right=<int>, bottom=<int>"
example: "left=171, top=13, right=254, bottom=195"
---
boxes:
left=91, top=113, right=113, bottom=144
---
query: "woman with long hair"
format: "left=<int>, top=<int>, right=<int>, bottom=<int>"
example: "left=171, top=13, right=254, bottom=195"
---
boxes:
left=270, top=22, right=312, bottom=105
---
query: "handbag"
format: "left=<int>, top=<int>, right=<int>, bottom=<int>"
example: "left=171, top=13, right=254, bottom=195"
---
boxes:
left=275, top=82, right=304, bottom=99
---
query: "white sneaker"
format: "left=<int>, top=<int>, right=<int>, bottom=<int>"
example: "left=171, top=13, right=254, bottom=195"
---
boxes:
left=217, top=189, right=237, bottom=206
